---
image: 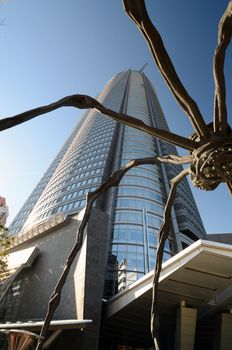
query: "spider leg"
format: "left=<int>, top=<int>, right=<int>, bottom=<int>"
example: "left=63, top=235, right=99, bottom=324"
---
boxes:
left=100, top=105, right=197, bottom=150
left=226, top=182, right=232, bottom=195
left=150, top=168, right=190, bottom=349
left=213, top=1, right=232, bottom=135
left=36, top=156, right=190, bottom=350
left=0, top=94, right=197, bottom=151
left=157, top=154, right=193, bottom=164
left=0, top=94, right=98, bottom=131
left=123, top=0, right=208, bottom=139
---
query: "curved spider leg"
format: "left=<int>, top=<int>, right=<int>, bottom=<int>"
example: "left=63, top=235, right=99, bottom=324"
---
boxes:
left=0, top=94, right=98, bottom=131
left=150, top=168, right=190, bottom=350
left=123, top=0, right=208, bottom=139
left=226, top=182, right=232, bottom=195
left=213, top=0, right=232, bottom=135
left=0, top=93, right=197, bottom=151
left=157, top=154, right=193, bottom=164
left=35, top=156, right=191, bottom=350
left=100, top=105, right=197, bottom=150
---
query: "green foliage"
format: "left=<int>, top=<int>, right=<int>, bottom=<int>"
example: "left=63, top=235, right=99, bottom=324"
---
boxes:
left=0, top=226, right=11, bottom=276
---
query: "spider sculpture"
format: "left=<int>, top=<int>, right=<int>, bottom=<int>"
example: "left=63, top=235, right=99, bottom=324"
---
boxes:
left=1, top=1, right=232, bottom=350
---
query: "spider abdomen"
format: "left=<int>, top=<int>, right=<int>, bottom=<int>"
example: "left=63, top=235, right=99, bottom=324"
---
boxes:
left=190, top=144, right=232, bottom=191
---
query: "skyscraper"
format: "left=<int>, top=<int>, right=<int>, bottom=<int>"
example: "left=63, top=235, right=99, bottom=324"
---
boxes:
left=9, top=70, right=205, bottom=287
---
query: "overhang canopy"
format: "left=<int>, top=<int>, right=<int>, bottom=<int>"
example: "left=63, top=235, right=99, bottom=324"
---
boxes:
left=102, top=239, right=232, bottom=347
left=0, top=319, right=92, bottom=331
left=0, top=246, right=40, bottom=303
left=7, top=246, right=40, bottom=272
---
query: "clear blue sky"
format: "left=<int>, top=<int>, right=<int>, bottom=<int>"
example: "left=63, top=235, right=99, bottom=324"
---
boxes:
left=0, top=0, right=231, bottom=233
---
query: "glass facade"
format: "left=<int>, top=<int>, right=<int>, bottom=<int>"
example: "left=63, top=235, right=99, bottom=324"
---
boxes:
left=9, top=70, right=206, bottom=293
left=10, top=71, right=130, bottom=233
left=110, top=72, right=172, bottom=291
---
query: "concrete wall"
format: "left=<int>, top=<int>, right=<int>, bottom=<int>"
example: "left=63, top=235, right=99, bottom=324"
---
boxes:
left=1, top=208, right=109, bottom=349
left=10, top=216, right=79, bottom=321
left=207, top=233, right=232, bottom=245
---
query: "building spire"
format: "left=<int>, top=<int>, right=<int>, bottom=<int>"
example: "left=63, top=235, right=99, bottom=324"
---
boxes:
left=139, top=62, right=148, bottom=73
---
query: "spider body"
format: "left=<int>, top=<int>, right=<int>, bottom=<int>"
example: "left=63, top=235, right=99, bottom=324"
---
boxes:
left=190, top=138, right=232, bottom=191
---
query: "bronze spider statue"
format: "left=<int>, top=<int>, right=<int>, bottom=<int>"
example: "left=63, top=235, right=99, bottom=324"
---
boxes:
left=1, top=1, right=232, bottom=349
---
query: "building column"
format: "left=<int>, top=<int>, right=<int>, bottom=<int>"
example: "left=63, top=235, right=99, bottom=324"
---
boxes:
left=213, top=313, right=232, bottom=350
left=74, top=208, right=109, bottom=350
left=174, top=301, right=197, bottom=350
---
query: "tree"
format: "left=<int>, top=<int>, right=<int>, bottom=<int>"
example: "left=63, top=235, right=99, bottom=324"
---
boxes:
left=0, top=226, right=11, bottom=279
